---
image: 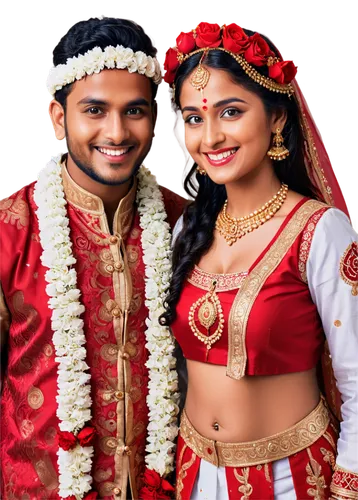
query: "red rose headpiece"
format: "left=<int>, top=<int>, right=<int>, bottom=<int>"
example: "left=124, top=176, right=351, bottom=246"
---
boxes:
left=163, top=22, right=297, bottom=95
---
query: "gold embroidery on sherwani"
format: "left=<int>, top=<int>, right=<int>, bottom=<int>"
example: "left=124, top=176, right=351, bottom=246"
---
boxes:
left=34, top=454, right=59, bottom=491
left=320, top=447, right=336, bottom=470
left=339, top=241, right=358, bottom=296
left=234, top=467, right=253, bottom=499
left=0, top=284, right=11, bottom=336
left=306, top=447, right=327, bottom=498
left=0, top=188, right=30, bottom=229
left=176, top=444, right=196, bottom=500
left=180, top=399, right=329, bottom=466
left=27, top=386, right=44, bottom=410
left=227, top=199, right=327, bottom=379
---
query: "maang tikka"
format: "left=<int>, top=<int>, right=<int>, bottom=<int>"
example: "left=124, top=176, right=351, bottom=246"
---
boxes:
left=190, top=50, right=210, bottom=111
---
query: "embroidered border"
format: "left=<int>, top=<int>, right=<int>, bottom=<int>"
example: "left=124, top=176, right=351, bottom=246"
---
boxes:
left=331, top=465, right=358, bottom=499
left=188, top=266, right=248, bottom=292
left=176, top=445, right=196, bottom=500
left=298, top=207, right=328, bottom=282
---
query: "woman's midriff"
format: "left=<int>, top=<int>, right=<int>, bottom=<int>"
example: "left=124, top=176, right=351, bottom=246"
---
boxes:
left=185, top=360, right=321, bottom=442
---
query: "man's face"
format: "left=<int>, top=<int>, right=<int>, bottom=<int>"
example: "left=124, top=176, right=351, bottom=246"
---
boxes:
left=62, top=69, right=156, bottom=186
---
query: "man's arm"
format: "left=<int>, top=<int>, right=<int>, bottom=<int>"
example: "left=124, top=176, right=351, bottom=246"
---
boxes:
left=0, top=284, right=10, bottom=387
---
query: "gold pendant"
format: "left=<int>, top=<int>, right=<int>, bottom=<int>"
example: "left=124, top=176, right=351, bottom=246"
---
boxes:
left=188, top=280, right=224, bottom=355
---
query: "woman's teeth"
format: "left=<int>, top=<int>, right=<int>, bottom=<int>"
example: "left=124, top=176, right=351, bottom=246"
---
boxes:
left=207, top=148, right=237, bottom=161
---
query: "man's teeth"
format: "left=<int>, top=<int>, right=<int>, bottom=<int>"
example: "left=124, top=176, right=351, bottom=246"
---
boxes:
left=98, top=147, right=129, bottom=156
left=208, top=148, right=237, bottom=161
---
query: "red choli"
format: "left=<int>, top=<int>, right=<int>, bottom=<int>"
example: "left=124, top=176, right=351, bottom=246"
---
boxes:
left=171, top=198, right=330, bottom=375
left=0, top=175, right=185, bottom=500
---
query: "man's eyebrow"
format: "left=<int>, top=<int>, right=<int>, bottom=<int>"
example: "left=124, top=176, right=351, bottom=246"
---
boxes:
left=76, top=97, right=151, bottom=107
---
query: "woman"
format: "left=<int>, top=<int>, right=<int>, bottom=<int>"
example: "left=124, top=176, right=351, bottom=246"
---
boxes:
left=160, top=23, right=358, bottom=499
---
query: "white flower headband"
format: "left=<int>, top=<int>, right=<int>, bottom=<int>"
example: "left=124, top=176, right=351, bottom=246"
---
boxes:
left=47, top=44, right=162, bottom=95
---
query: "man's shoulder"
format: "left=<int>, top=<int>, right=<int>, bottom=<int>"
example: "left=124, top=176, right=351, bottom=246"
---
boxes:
left=159, top=186, right=187, bottom=229
left=0, top=181, right=37, bottom=233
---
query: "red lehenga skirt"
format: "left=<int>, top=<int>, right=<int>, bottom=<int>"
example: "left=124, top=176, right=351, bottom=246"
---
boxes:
left=175, top=397, right=338, bottom=499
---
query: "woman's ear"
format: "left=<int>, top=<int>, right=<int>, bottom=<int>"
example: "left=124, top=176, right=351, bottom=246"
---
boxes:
left=270, top=108, right=287, bottom=133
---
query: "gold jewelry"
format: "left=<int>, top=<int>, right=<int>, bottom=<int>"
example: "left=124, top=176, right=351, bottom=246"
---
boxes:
left=196, top=166, right=207, bottom=175
left=267, top=128, right=290, bottom=161
left=188, top=280, right=224, bottom=359
left=190, top=50, right=210, bottom=111
left=216, top=183, right=288, bottom=245
left=182, top=47, right=294, bottom=96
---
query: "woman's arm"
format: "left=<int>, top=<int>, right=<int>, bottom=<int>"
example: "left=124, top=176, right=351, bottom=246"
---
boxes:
left=307, top=208, right=358, bottom=499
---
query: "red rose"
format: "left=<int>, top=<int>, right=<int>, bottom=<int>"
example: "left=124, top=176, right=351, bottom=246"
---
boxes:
left=163, top=48, right=180, bottom=84
left=195, top=22, right=222, bottom=48
left=57, top=430, right=77, bottom=451
left=222, top=23, right=250, bottom=54
left=160, top=478, right=175, bottom=493
left=83, top=493, right=98, bottom=500
left=139, top=486, right=157, bottom=499
left=244, top=33, right=275, bottom=66
left=176, top=31, right=196, bottom=54
left=269, top=60, right=297, bottom=84
left=77, top=426, right=96, bottom=447
left=143, top=469, right=161, bottom=489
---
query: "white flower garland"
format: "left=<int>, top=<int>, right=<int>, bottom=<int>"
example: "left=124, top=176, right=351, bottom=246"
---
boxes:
left=47, top=45, right=162, bottom=95
left=136, top=167, right=180, bottom=476
left=34, top=156, right=178, bottom=498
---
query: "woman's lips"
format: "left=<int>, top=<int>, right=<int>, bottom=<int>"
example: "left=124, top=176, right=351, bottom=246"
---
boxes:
left=204, top=147, right=239, bottom=167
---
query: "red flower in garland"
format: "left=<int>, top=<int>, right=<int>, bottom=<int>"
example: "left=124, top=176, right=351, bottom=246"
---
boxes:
left=139, top=469, right=175, bottom=499
left=195, top=22, right=222, bottom=48
left=176, top=31, right=196, bottom=54
left=164, top=48, right=180, bottom=84
left=57, top=426, right=96, bottom=451
left=268, top=60, right=297, bottom=84
left=222, top=23, right=250, bottom=54
left=244, top=32, right=275, bottom=66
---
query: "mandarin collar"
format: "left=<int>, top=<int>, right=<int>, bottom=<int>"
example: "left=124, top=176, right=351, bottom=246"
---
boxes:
left=61, top=162, right=137, bottom=238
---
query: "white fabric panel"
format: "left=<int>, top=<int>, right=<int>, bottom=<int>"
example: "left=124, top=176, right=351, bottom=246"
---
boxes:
left=272, top=458, right=296, bottom=499
left=307, top=208, right=358, bottom=472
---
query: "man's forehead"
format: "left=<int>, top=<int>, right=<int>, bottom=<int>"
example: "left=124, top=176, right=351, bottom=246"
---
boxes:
left=68, top=68, right=152, bottom=104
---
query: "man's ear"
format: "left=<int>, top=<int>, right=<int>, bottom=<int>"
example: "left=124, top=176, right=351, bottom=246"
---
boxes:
left=49, top=100, right=66, bottom=140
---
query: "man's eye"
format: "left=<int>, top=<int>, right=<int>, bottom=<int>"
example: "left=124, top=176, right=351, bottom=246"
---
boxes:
left=86, top=107, right=102, bottom=115
left=126, top=108, right=142, bottom=115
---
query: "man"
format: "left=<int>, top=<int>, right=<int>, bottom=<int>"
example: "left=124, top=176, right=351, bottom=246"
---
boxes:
left=0, top=17, right=185, bottom=500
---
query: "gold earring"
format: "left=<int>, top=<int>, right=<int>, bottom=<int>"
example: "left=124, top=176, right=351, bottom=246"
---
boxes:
left=196, top=166, right=207, bottom=176
left=267, top=128, right=290, bottom=161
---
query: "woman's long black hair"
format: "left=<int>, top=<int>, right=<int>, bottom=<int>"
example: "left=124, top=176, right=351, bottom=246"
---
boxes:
left=160, top=29, right=318, bottom=327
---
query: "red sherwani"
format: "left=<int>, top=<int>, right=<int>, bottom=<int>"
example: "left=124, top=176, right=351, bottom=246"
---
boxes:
left=0, top=165, right=185, bottom=500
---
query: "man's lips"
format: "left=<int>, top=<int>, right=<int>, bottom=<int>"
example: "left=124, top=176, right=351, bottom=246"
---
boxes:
left=94, top=146, right=134, bottom=162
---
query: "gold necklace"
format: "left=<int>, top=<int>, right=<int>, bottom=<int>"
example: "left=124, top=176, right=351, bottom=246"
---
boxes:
left=216, top=183, right=288, bottom=245
left=188, top=280, right=224, bottom=360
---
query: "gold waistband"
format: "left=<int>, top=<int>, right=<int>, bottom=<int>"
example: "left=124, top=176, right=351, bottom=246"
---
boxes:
left=180, top=398, right=330, bottom=467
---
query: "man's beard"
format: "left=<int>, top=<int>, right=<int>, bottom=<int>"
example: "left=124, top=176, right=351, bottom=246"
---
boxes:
left=65, top=130, right=151, bottom=186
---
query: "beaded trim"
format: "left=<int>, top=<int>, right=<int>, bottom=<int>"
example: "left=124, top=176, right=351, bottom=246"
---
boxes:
left=187, top=265, right=248, bottom=292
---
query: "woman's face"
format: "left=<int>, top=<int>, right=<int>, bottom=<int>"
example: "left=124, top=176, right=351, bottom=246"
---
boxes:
left=179, top=66, right=285, bottom=185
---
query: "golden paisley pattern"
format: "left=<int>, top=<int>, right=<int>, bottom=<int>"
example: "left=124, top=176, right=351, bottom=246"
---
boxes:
left=0, top=189, right=30, bottom=229
left=306, top=447, right=327, bottom=498
left=340, top=241, right=358, bottom=296
left=233, top=467, right=253, bottom=499
left=27, top=387, right=44, bottom=410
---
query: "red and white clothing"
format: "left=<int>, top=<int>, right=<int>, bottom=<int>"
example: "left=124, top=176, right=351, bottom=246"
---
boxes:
left=0, top=164, right=185, bottom=500
left=171, top=198, right=358, bottom=499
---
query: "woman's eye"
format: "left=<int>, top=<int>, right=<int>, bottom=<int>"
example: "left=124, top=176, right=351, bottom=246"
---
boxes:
left=221, top=108, right=242, bottom=118
left=185, top=115, right=203, bottom=125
